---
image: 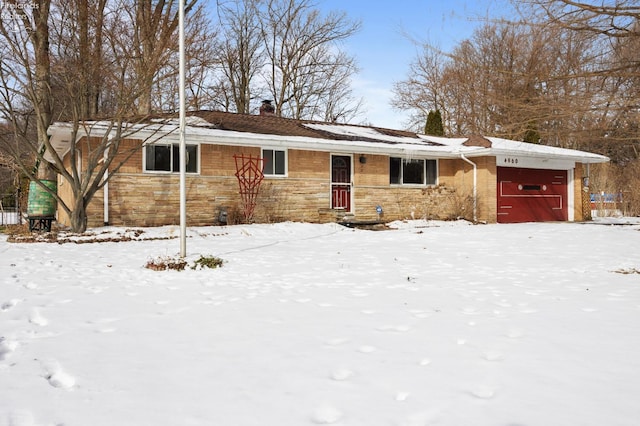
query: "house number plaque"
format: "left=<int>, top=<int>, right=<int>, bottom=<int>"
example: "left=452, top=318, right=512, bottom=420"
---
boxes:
left=503, top=157, right=519, bottom=165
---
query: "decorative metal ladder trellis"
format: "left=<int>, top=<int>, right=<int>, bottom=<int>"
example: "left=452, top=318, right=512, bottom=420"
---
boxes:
left=233, top=154, right=265, bottom=222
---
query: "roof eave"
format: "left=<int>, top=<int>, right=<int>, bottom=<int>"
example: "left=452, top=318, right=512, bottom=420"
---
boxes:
left=487, top=147, right=610, bottom=164
left=46, top=120, right=610, bottom=164
left=45, top=122, right=75, bottom=162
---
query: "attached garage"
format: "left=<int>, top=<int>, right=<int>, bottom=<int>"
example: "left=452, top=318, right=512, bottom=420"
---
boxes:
left=497, top=167, right=568, bottom=223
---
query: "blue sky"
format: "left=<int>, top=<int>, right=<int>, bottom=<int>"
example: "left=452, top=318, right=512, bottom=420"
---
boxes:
left=317, top=0, right=514, bottom=129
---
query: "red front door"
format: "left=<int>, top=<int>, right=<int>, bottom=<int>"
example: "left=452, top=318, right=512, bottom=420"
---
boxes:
left=331, top=155, right=351, bottom=211
left=497, top=167, right=568, bottom=223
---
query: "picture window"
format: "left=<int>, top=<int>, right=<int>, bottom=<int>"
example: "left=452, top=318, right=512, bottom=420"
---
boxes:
left=145, top=144, right=199, bottom=173
left=390, top=158, right=437, bottom=185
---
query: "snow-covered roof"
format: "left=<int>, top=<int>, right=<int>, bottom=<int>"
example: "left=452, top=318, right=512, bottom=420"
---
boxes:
left=46, top=111, right=609, bottom=165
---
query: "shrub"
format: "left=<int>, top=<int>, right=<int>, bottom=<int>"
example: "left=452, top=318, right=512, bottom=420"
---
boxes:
left=145, top=256, right=188, bottom=271
left=192, top=255, right=224, bottom=270
left=145, top=255, right=224, bottom=271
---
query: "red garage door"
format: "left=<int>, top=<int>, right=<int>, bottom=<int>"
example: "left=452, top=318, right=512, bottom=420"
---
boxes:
left=497, top=167, right=568, bottom=223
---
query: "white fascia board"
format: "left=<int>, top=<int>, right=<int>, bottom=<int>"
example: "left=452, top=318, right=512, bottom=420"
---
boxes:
left=488, top=148, right=609, bottom=165
left=485, top=137, right=609, bottom=164
left=46, top=121, right=179, bottom=161
left=495, top=153, right=576, bottom=170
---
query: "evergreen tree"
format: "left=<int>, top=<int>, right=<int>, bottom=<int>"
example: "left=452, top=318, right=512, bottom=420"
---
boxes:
left=523, top=122, right=541, bottom=144
left=424, top=110, right=444, bottom=136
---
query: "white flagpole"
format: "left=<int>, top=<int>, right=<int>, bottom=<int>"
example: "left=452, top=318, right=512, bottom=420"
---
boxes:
left=179, top=0, right=187, bottom=257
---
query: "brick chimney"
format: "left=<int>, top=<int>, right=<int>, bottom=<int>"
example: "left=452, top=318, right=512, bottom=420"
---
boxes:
left=259, top=100, right=275, bottom=116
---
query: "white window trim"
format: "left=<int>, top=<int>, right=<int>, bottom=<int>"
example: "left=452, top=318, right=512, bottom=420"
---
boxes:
left=390, top=157, right=438, bottom=186
left=261, top=147, right=288, bottom=178
left=143, top=143, right=201, bottom=175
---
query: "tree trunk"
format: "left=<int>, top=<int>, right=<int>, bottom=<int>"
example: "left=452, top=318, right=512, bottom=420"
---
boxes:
left=69, top=197, right=88, bottom=233
left=78, top=0, right=90, bottom=119
left=31, top=1, right=54, bottom=181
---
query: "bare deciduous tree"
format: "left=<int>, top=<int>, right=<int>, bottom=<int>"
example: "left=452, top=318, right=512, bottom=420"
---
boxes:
left=516, top=0, right=640, bottom=39
left=0, top=0, right=207, bottom=232
left=129, top=0, right=197, bottom=115
left=214, top=0, right=265, bottom=114
left=151, top=3, right=219, bottom=112
left=393, top=19, right=605, bottom=145
left=394, top=0, right=639, bottom=212
left=199, top=0, right=363, bottom=120
left=259, top=0, right=362, bottom=120
left=513, top=0, right=640, bottom=213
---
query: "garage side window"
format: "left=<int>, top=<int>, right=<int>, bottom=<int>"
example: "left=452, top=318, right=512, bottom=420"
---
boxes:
left=145, top=144, right=199, bottom=173
left=390, top=158, right=437, bottom=185
left=262, top=148, right=287, bottom=176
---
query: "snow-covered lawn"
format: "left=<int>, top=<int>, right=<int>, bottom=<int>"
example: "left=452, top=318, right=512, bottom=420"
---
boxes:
left=1, top=219, right=640, bottom=426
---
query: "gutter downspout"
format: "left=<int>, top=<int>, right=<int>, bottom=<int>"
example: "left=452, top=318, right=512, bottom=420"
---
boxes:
left=460, top=153, right=477, bottom=223
left=103, top=147, right=109, bottom=226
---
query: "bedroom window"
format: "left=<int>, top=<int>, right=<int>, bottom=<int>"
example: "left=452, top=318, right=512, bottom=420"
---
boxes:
left=145, top=144, right=199, bottom=173
left=262, top=148, right=287, bottom=176
left=390, top=158, right=437, bottom=185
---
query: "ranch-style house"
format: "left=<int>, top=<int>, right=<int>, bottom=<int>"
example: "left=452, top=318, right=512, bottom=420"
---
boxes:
left=45, top=108, right=609, bottom=228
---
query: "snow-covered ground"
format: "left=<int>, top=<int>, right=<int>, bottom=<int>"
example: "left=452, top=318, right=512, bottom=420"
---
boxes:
left=1, top=218, right=640, bottom=426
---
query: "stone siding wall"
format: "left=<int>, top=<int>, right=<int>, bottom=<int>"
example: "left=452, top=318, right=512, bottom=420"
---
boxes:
left=67, top=137, right=500, bottom=228
left=87, top=173, right=468, bottom=227
left=438, top=156, right=497, bottom=223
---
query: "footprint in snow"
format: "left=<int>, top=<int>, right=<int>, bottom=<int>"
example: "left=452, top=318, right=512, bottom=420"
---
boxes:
left=482, top=351, right=504, bottom=362
left=0, top=338, right=19, bottom=361
left=23, top=282, right=38, bottom=290
left=41, top=359, right=76, bottom=390
left=1, top=299, right=20, bottom=311
left=311, top=404, right=343, bottom=424
left=468, top=386, right=496, bottom=399
left=86, top=319, right=118, bottom=332
left=395, top=391, right=410, bottom=401
left=325, top=338, right=350, bottom=347
left=330, top=368, right=354, bottom=381
left=29, top=309, right=48, bottom=326
left=357, top=345, right=376, bottom=354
